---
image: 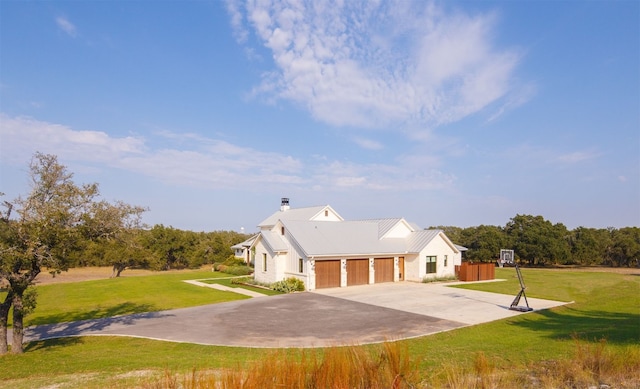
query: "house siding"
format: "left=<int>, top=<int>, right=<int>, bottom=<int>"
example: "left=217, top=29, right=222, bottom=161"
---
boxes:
left=253, top=239, right=286, bottom=285
left=416, top=234, right=458, bottom=280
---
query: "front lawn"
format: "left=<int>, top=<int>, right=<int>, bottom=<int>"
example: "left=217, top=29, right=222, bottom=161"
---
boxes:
left=0, top=267, right=638, bottom=388
left=23, top=270, right=250, bottom=326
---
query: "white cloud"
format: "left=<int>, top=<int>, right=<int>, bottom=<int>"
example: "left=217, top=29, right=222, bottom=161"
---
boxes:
left=501, top=143, right=601, bottom=167
left=352, top=136, right=384, bottom=150
left=228, top=0, right=524, bottom=135
left=0, top=114, right=455, bottom=193
left=56, top=16, right=77, bottom=37
left=556, top=150, right=601, bottom=164
left=0, top=114, right=144, bottom=164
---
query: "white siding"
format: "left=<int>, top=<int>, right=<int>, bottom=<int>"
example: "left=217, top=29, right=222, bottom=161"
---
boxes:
left=403, top=254, right=422, bottom=282
left=384, top=220, right=413, bottom=238
left=253, top=239, right=286, bottom=285
left=417, top=234, right=458, bottom=280
left=310, top=206, right=342, bottom=222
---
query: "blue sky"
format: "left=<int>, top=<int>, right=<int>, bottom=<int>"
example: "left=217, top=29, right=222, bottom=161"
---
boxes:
left=1, top=0, right=638, bottom=233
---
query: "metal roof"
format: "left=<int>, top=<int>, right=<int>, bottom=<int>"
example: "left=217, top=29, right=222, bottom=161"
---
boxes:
left=281, top=220, right=451, bottom=257
left=231, top=234, right=258, bottom=250
left=259, top=230, right=288, bottom=253
left=258, top=205, right=329, bottom=227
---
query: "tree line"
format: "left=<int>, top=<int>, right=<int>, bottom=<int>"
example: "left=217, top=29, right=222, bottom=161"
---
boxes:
left=75, top=224, right=248, bottom=277
left=436, top=215, right=639, bottom=267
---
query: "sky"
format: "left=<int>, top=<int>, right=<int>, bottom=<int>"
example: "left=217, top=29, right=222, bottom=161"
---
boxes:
left=1, top=0, right=638, bottom=233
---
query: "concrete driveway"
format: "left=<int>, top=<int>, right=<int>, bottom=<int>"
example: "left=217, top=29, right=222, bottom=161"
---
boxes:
left=23, top=281, right=568, bottom=348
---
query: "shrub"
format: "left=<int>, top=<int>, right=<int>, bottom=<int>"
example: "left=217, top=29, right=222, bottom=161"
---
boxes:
left=230, top=277, right=252, bottom=285
left=271, top=277, right=305, bottom=293
left=422, top=275, right=458, bottom=283
left=221, top=265, right=253, bottom=276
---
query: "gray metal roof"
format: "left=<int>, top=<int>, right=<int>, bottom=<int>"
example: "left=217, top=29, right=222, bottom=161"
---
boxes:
left=353, top=218, right=403, bottom=239
left=406, top=229, right=442, bottom=253
left=282, top=220, right=451, bottom=257
left=258, top=205, right=329, bottom=227
left=231, top=234, right=258, bottom=249
left=260, top=230, right=288, bottom=253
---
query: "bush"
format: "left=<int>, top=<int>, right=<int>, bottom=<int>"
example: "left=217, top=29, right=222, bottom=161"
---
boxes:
left=230, top=277, right=252, bottom=285
left=226, top=266, right=254, bottom=276
left=216, top=265, right=253, bottom=276
left=271, top=277, right=305, bottom=293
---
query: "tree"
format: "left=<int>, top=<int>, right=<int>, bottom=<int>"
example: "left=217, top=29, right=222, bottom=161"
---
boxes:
left=505, top=214, right=571, bottom=266
left=569, top=227, right=610, bottom=265
left=608, top=227, right=640, bottom=267
left=0, top=153, right=146, bottom=354
left=460, top=225, right=507, bottom=262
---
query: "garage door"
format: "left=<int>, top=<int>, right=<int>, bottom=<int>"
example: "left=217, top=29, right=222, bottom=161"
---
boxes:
left=374, top=258, right=394, bottom=283
left=347, top=259, right=369, bottom=286
left=315, top=260, right=341, bottom=289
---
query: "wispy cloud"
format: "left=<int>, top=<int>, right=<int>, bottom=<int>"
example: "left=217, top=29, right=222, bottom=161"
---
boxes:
left=352, top=137, right=384, bottom=150
left=55, top=15, right=77, bottom=37
left=227, top=0, right=523, bottom=136
left=501, top=143, right=601, bottom=167
left=1, top=114, right=452, bottom=192
left=556, top=150, right=602, bottom=164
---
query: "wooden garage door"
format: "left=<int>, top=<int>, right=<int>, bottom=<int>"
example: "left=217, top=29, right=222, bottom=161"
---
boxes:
left=347, top=259, right=369, bottom=286
left=374, top=258, right=394, bottom=283
left=315, top=260, right=341, bottom=289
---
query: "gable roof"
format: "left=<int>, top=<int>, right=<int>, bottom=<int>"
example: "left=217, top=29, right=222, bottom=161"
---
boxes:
left=231, top=234, right=258, bottom=250
left=258, top=205, right=342, bottom=228
left=259, top=230, right=288, bottom=253
left=282, top=219, right=456, bottom=258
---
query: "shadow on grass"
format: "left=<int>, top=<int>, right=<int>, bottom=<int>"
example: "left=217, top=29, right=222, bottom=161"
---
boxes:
left=21, top=302, right=172, bottom=347
left=514, top=306, right=640, bottom=345
left=24, top=336, right=84, bottom=352
left=29, top=301, right=158, bottom=326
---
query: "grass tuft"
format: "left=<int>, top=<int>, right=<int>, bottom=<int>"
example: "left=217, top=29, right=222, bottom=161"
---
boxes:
left=141, top=342, right=419, bottom=389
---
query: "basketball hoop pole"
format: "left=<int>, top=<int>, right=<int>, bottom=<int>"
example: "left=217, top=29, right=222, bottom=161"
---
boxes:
left=509, top=263, right=533, bottom=312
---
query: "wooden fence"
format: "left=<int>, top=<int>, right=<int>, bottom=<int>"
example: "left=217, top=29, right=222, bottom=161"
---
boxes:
left=455, top=262, right=495, bottom=281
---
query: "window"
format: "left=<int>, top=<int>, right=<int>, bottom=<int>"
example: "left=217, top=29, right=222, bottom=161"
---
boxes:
left=444, top=255, right=448, bottom=267
left=324, top=210, right=329, bottom=217
left=299, top=258, right=304, bottom=273
left=263, top=253, right=267, bottom=271
left=281, top=226, right=285, bottom=235
left=426, top=256, right=437, bottom=274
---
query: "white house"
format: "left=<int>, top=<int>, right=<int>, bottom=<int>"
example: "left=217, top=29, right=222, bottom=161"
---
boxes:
left=232, top=235, right=258, bottom=265
left=243, top=198, right=463, bottom=290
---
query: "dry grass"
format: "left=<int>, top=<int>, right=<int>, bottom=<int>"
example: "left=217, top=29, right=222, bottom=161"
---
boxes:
left=139, top=339, right=640, bottom=389
left=141, top=342, right=419, bottom=389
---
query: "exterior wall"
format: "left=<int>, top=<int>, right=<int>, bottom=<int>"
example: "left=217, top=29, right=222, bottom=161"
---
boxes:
left=453, top=251, right=463, bottom=267
left=283, top=239, right=309, bottom=286
left=253, top=239, right=285, bottom=285
left=417, top=234, right=458, bottom=280
left=403, top=254, right=422, bottom=282
left=310, top=206, right=342, bottom=222
left=384, top=221, right=412, bottom=238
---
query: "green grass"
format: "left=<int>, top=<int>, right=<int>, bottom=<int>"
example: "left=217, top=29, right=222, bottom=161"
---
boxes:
left=1, top=267, right=638, bottom=388
left=23, top=270, right=250, bottom=326
left=198, top=277, right=284, bottom=296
